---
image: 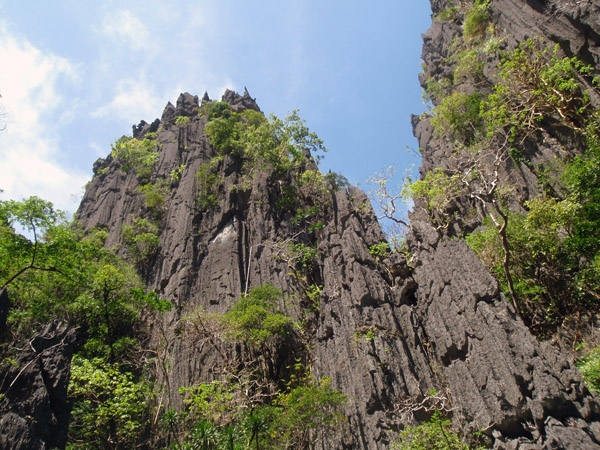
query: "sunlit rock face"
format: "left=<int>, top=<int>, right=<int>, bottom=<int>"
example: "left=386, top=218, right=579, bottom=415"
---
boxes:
left=73, top=85, right=600, bottom=450
left=74, top=1, right=600, bottom=443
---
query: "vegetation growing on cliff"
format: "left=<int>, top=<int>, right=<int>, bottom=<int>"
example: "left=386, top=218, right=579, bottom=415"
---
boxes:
left=0, top=197, right=173, bottom=448
left=110, top=133, right=159, bottom=182
left=408, top=0, right=600, bottom=341
left=174, top=285, right=347, bottom=449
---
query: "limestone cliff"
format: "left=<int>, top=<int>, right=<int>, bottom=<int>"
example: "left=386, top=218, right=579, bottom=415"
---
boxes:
left=75, top=90, right=599, bottom=450
left=22, top=0, right=596, bottom=448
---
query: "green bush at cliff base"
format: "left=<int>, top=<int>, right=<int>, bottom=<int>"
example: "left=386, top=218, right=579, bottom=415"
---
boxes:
left=177, top=375, right=346, bottom=450
left=576, top=346, right=600, bottom=392
left=67, top=356, right=150, bottom=449
left=392, top=410, right=471, bottom=450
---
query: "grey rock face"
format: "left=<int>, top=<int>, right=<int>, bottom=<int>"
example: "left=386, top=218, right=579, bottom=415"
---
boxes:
left=406, top=225, right=600, bottom=448
left=74, top=87, right=600, bottom=449
left=72, top=4, right=600, bottom=445
left=0, top=321, right=77, bottom=450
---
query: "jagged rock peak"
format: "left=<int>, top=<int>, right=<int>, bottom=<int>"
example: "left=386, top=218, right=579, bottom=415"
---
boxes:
left=221, top=87, right=261, bottom=112
left=176, top=92, right=200, bottom=116
left=132, top=118, right=160, bottom=139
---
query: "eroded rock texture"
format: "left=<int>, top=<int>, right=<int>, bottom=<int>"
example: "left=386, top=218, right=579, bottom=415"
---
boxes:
left=72, top=2, right=600, bottom=448
left=0, top=321, right=76, bottom=449
left=74, top=87, right=600, bottom=449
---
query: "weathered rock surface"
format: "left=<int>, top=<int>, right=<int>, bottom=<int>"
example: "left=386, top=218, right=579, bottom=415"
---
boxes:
left=408, top=0, right=600, bottom=446
left=0, top=321, right=77, bottom=450
left=72, top=2, right=600, bottom=448
left=74, top=87, right=600, bottom=449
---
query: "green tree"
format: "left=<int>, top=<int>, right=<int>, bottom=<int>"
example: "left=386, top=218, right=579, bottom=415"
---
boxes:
left=0, top=196, right=67, bottom=291
left=68, top=356, right=150, bottom=449
left=392, top=410, right=470, bottom=450
left=110, top=133, right=159, bottom=182
left=272, top=377, right=347, bottom=448
left=0, top=198, right=113, bottom=336
left=68, top=264, right=141, bottom=362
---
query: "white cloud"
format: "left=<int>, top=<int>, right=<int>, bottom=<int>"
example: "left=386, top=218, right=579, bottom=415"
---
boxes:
left=101, top=9, right=153, bottom=53
left=0, top=22, right=88, bottom=214
left=91, top=76, right=164, bottom=124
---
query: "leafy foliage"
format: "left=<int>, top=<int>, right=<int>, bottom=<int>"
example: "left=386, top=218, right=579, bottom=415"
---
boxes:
left=1, top=199, right=119, bottom=336
left=435, top=3, right=460, bottom=22
left=222, top=284, right=292, bottom=348
left=576, top=346, right=600, bottom=392
left=180, top=380, right=237, bottom=426
left=138, top=178, right=171, bottom=219
left=195, top=157, right=223, bottom=211
left=463, top=0, right=490, bottom=41
left=272, top=376, right=347, bottom=447
left=110, top=133, right=159, bottom=182
left=482, top=38, right=595, bottom=143
left=176, top=115, right=191, bottom=127
left=369, top=241, right=391, bottom=261
left=67, top=263, right=152, bottom=361
left=403, top=168, right=462, bottom=228
left=177, top=373, right=346, bottom=450
left=68, top=356, right=150, bottom=448
left=121, top=217, right=160, bottom=263
left=392, top=410, right=471, bottom=450
left=431, top=91, right=483, bottom=144
left=453, top=48, right=484, bottom=84
left=205, top=105, right=327, bottom=184
left=170, top=164, right=186, bottom=181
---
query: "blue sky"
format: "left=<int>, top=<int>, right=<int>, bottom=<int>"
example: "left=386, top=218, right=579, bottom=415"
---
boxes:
left=0, top=1, right=432, bottom=218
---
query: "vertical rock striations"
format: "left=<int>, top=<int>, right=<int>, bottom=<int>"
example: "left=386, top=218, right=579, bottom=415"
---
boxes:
left=0, top=321, right=77, bottom=449
left=76, top=88, right=600, bottom=449
left=73, top=4, right=600, bottom=447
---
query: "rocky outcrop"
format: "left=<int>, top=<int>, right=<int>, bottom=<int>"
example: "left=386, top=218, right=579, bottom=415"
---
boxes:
left=0, top=321, right=77, bottom=449
left=73, top=3, right=600, bottom=447
left=406, top=0, right=600, bottom=446
left=74, top=81, right=600, bottom=448
left=407, top=222, right=600, bottom=448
